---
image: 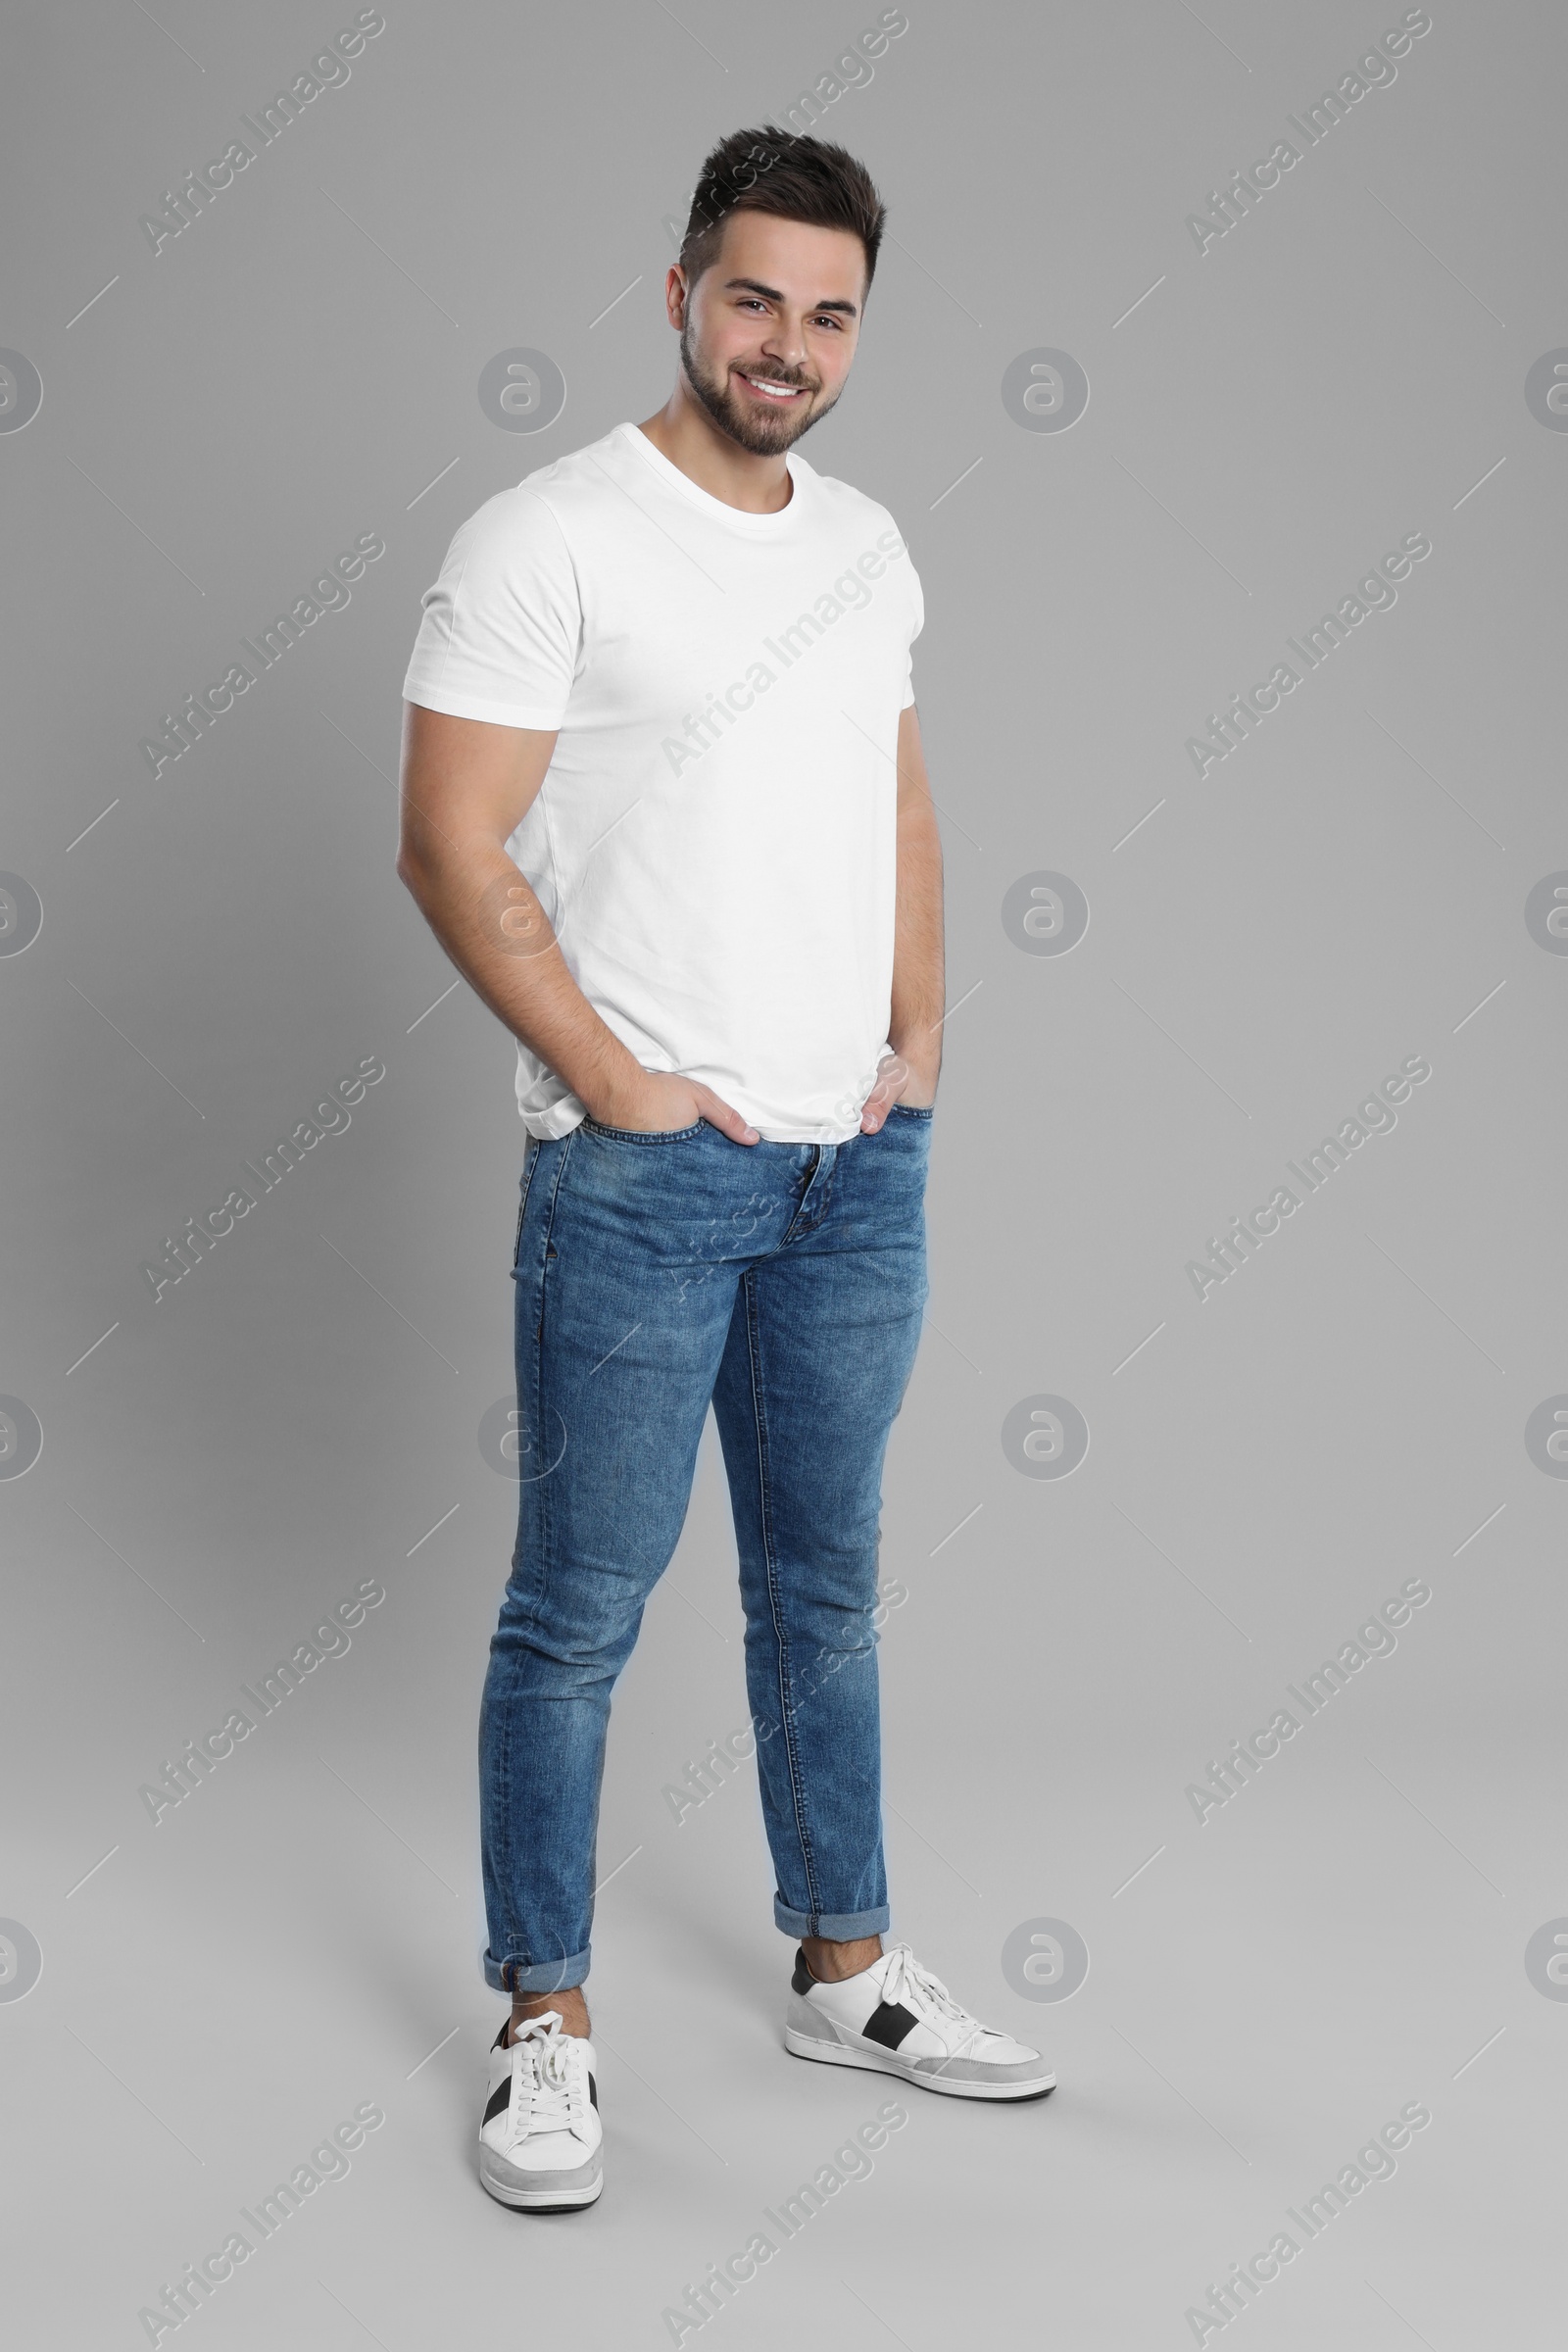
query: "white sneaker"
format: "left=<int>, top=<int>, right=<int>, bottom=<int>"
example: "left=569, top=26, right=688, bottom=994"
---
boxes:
left=478, top=2011, right=604, bottom=2209
left=784, top=1941, right=1055, bottom=2100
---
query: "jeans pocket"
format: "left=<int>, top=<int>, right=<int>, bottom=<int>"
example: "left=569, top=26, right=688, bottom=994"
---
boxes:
left=885, top=1102, right=935, bottom=1121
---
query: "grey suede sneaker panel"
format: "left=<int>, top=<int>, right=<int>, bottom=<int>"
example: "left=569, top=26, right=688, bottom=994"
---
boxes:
left=481, top=2146, right=602, bottom=2195
left=902, top=2049, right=1051, bottom=2083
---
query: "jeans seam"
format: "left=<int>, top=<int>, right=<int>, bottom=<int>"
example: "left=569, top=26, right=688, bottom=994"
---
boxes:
left=532, top=1126, right=577, bottom=1610
left=501, top=1134, right=578, bottom=1972
left=743, top=1268, right=822, bottom=1926
left=512, top=1138, right=540, bottom=1270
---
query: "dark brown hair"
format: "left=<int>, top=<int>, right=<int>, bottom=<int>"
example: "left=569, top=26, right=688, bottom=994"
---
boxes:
left=679, top=125, right=887, bottom=296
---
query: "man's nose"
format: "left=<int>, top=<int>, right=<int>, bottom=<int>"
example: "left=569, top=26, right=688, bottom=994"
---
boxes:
left=759, top=318, right=808, bottom=370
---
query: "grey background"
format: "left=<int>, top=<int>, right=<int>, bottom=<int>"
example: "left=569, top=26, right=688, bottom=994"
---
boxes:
left=3, top=0, right=1563, bottom=2342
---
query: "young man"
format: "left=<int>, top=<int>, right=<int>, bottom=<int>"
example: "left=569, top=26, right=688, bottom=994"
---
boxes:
left=397, top=126, right=1054, bottom=2213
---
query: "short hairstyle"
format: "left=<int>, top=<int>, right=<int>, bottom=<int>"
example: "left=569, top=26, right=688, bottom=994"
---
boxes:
left=679, top=125, right=887, bottom=297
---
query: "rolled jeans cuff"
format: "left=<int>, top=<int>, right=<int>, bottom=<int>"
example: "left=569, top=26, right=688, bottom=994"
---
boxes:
left=483, top=1945, right=591, bottom=1995
left=773, top=1896, right=892, bottom=1940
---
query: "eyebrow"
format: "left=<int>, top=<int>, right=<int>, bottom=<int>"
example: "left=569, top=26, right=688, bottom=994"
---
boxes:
left=721, top=276, right=859, bottom=318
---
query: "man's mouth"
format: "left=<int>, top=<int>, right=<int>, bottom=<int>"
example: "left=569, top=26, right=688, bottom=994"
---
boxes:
left=735, top=369, right=810, bottom=403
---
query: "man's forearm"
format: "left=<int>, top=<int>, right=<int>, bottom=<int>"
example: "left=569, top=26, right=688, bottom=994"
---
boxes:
left=398, top=838, right=643, bottom=1119
left=888, top=795, right=945, bottom=1090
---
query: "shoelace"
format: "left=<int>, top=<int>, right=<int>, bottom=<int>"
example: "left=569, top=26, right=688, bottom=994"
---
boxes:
left=878, top=1944, right=989, bottom=2060
left=506, top=2012, right=588, bottom=2145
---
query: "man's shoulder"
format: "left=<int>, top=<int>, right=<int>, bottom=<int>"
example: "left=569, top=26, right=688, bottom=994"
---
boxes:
left=455, top=425, right=634, bottom=545
left=794, top=458, right=911, bottom=558
left=514, top=421, right=634, bottom=504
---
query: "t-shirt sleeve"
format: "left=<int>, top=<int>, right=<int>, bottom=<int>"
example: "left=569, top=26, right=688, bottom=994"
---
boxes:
left=900, top=557, right=924, bottom=710
left=401, top=488, right=581, bottom=729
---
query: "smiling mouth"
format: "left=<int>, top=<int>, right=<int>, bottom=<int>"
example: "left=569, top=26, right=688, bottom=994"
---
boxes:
left=735, top=369, right=811, bottom=402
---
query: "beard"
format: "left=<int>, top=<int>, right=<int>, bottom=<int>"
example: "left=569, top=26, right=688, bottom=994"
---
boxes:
left=679, top=321, right=841, bottom=457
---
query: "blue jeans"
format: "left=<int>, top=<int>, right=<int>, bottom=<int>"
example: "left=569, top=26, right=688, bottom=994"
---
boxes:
left=478, top=1104, right=932, bottom=1994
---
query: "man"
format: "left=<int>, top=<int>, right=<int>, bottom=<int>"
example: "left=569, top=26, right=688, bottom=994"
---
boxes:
left=397, top=125, right=1054, bottom=2214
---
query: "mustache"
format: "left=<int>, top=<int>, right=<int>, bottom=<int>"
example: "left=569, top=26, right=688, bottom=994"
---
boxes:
left=733, top=363, right=816, bottom=390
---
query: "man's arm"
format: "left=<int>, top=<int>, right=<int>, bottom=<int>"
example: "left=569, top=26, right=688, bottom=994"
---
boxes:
left=394, top=703, right=759, bottom=1139
left=860, top=702, right=946, bottom=1132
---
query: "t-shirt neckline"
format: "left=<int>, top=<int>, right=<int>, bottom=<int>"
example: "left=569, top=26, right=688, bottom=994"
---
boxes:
left=616, top=420, right=808, bottom=533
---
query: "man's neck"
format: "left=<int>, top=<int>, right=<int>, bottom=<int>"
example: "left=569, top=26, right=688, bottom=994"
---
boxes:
left=635, top=385, right=794, bottom=514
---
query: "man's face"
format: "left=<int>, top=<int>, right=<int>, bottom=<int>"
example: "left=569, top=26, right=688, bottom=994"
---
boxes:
left=676, top=211, right=866, bottom=457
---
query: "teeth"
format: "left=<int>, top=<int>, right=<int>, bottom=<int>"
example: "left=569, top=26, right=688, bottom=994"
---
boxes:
left=744, top=375, right=802, bottom=397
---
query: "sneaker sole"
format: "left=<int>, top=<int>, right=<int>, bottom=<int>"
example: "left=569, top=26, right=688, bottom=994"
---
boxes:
left=478, top=2151, right=604, bottom=2212
left=783, top=2025, right=1055, bottom=2101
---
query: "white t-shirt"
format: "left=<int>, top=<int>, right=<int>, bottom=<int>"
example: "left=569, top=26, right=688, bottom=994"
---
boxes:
left=401, top=421, right=923, bottom=1143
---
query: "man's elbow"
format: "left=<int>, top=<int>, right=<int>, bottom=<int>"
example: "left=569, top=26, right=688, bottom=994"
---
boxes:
left=395, top=838, right=432, bottom=901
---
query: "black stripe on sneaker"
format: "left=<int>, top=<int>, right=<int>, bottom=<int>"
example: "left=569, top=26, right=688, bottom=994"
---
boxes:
left=792, top=1947, right=814, bottom=1994
left=482, top=2079, right=512, bottom=2126
left=588, top=2073, right=598, bottom=2109
left=861, top=1999, right=919, bottom=2051
left=491, top=2023, right=509, bottom=2052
